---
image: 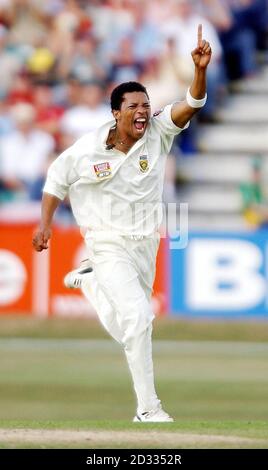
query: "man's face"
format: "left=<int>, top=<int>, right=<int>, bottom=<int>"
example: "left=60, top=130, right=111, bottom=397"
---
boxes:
left=113, top=91, right=151, bottom=141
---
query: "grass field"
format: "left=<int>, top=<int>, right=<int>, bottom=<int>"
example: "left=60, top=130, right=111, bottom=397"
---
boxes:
left=0, top=316, right=268, bottom=449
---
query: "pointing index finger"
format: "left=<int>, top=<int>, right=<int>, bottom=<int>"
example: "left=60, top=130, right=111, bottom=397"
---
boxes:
left=198, top=23, right=202, bottom=47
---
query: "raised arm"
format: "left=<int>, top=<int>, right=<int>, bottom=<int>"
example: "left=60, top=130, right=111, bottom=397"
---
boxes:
left=171, top=24, right=212, bottom=128
left=32, top=193, right=61, bottom=252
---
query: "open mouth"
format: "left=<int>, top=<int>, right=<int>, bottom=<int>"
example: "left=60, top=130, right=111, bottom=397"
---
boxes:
left=134, top=117, right=147, bottom=133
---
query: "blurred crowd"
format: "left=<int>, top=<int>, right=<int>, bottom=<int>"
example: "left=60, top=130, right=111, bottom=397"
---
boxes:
left=0, top=0, right=267, bottom=214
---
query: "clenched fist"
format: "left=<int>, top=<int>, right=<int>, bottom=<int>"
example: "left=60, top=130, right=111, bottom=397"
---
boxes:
left=32, top=227, right=51, bottom=252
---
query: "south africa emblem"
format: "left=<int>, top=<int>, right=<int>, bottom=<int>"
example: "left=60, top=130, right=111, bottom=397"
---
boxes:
left=139, top=155, right=149, bottom=173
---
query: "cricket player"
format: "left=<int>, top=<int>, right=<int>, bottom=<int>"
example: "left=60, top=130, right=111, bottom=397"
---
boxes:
left=33, top=25, right=211, bottom=422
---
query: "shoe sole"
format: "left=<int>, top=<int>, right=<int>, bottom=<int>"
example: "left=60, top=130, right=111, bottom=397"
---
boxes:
left=63, top=267, right=93, bottom=288
left=133, top=416, right=174, bottom=423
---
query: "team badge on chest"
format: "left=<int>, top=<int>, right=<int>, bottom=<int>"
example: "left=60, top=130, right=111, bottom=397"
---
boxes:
left=139, top=155, right=149, bottom=173
left=93, top=162, right=112, bottom=179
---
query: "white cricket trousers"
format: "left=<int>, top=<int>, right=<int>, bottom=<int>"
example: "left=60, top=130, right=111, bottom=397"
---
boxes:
left=81, top=231, right=161, bottom=414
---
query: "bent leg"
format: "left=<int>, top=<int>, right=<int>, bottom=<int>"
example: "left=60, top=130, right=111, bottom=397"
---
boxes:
left=81, top=271, right=123, bottom=344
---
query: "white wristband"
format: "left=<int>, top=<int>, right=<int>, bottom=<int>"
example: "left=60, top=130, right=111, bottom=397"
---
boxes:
left=186, top=88, right=207, bottom=108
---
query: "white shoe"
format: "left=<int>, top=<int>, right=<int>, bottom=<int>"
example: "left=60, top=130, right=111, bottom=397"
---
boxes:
left=133, top=406, right=174, bottom=423
left=63, top=259, right=93, bottom=289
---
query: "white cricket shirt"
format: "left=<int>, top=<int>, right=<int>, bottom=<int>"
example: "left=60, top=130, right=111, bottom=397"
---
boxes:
left=43, top=104, right=188, bottom=236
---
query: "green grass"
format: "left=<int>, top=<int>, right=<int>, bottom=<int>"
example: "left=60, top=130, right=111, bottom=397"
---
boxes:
left=1, top=315, right=268, bottom=342
left=0, top=333, right=268, bottom=448
left=0, top=420, right=268, bottom=449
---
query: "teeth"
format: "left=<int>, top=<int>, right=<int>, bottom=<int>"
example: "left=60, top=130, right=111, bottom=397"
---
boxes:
left=136, top=118, right=146, bottom=122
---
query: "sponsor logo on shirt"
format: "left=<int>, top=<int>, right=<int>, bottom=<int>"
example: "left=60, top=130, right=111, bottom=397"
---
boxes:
left=139, top=155, right=149, bottom=173
left=93, top=162, right=112, bottom=179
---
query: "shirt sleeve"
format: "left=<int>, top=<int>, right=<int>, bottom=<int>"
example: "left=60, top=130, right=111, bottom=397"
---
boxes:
left=151, top=103, right=190, bottom=155
left=43, top=145, right=78, bottom=200
left=153, top=103, right=190, bottom=136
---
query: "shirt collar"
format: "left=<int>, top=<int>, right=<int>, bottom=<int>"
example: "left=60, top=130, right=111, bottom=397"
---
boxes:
left=98, top=118, right=150, bottom=154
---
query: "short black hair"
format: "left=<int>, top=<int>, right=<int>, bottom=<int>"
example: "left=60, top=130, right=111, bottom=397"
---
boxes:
left=110, top=81, right=149, bottom=111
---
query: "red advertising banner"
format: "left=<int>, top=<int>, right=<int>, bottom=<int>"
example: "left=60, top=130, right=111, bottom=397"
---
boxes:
left=0, top=224, right=168, bottom=317
left=0, top=224, right=34, bottom=315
